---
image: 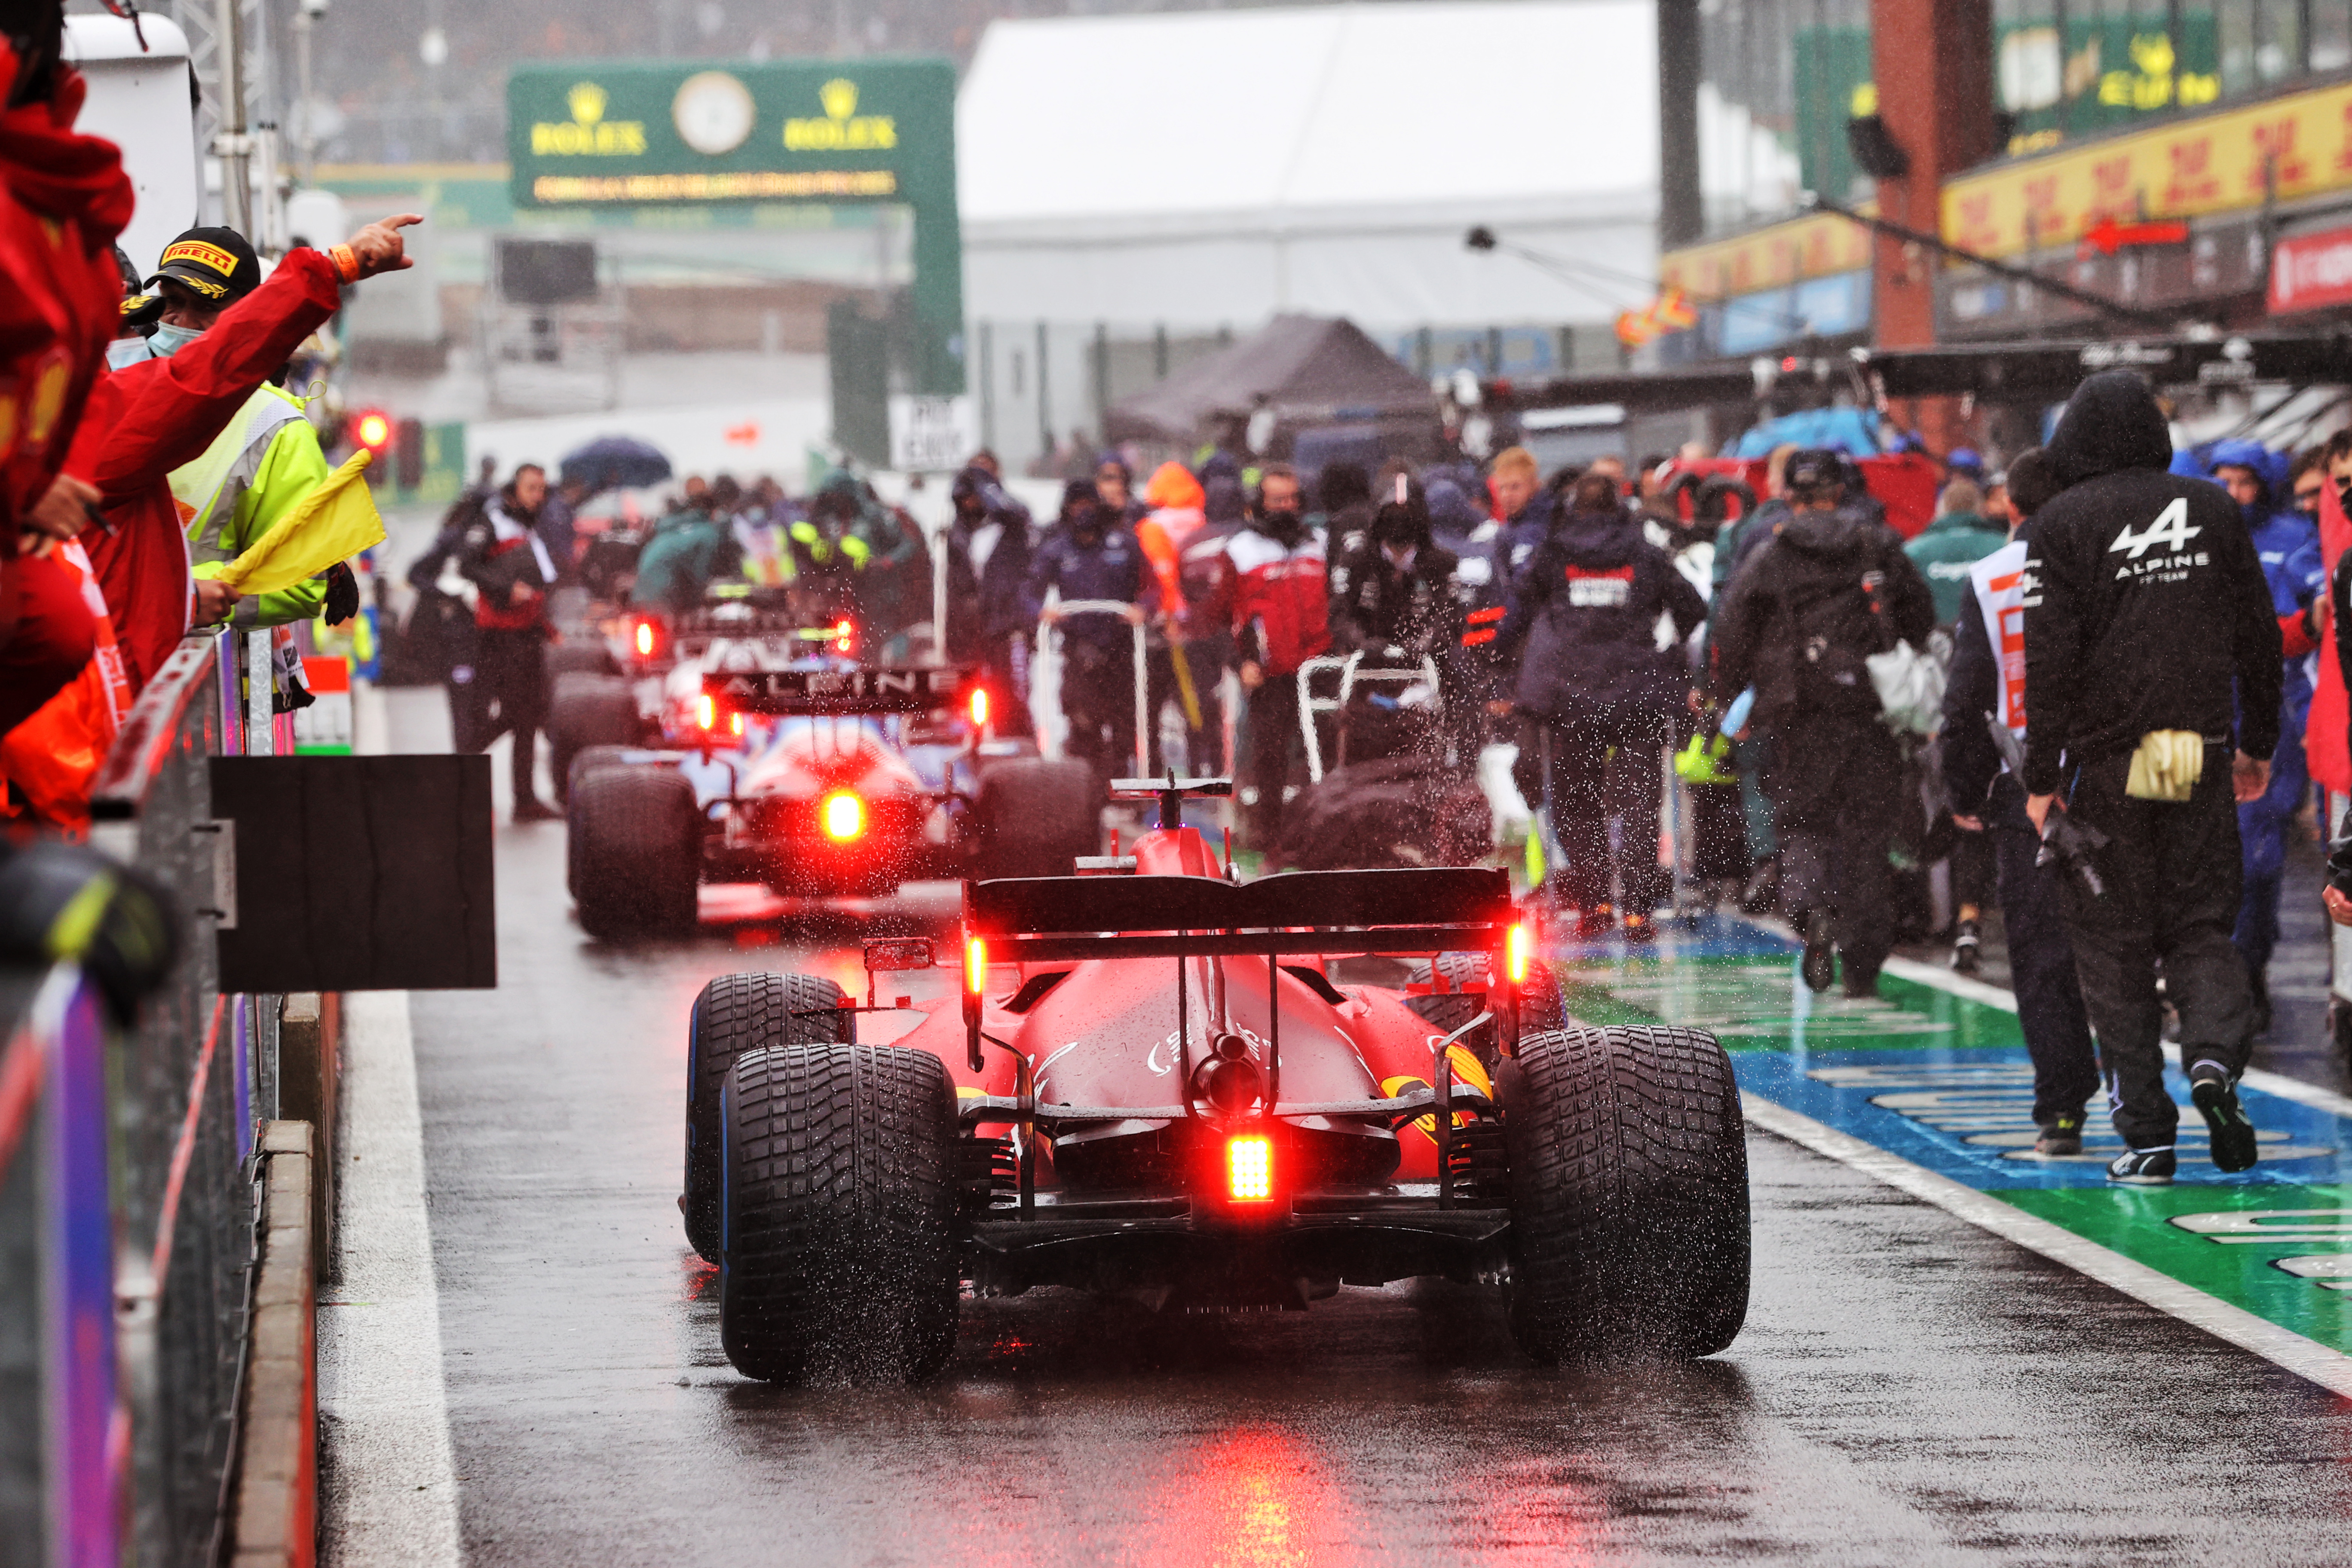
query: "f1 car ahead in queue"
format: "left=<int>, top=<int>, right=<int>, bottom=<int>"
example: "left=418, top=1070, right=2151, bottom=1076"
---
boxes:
left=558, top=597, right=1099, bottom=938
left=686, top=778, right=1750, bottom=1384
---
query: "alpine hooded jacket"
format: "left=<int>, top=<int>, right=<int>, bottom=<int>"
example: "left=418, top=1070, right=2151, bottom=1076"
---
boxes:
left=2020, top=370, right=2281, bottom=795
left=1503, top=507, right=1706, bottom=722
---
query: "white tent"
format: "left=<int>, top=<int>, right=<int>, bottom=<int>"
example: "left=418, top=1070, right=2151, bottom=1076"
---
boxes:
left=957, top=0, right=1661, bottom=331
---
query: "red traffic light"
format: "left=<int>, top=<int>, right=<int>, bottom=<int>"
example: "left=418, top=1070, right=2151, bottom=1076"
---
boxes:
left=351, top=409, right=393, bottom=454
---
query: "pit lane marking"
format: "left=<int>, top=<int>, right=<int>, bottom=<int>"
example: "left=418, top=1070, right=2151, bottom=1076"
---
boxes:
left=1740, top=1092, right=2352, bottom=1398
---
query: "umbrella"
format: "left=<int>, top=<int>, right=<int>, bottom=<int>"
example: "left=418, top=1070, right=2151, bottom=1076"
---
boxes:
left=559, top=435, right=673, bottom=495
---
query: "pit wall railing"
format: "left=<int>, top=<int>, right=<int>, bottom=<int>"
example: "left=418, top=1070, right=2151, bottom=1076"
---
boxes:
left=1, top=627, right=312, bottom=1568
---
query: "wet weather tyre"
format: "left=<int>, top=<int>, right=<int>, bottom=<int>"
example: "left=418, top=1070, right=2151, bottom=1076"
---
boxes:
left=1497, top=1025, right=1749, bottom=1363
left=719, top=1044, right=960, bottom=1385
left=563, top=746, right=633, bottom=896
left=972, top=756, right=1099, bottom=879
left=549, top=671, right=636, bottom=804
left=545, top=640, right=618, bottom=681
left=570, top=765, right=699, bottom=940
left=682, top=973, right=851, bottom=1263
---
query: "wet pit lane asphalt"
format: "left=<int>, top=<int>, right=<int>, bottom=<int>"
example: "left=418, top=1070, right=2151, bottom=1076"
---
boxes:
left=370, top=701, right=2352, bottom=1567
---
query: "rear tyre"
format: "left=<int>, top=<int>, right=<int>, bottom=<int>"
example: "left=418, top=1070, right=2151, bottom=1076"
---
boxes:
left=683, top=973, right=850, bottom=1263
left=971, top=756, right=1100, bottom=879
left=570, top=765, right=699, bottom=940
left=564, top=746, right=634, bottom=896
left=545, top=640, right=618, bottom=682
left=719, top=1044, right=960, bottom=1384
left=1497, top=1025, right=1749, bottom=1363
left=549, top=672, right=637, bottom=804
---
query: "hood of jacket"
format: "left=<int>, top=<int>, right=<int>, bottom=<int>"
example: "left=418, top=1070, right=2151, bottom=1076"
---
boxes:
left=1775, top=504, right=1876, bottom=560
left=1144, top=461, right=1204, bottom=512
left=1551, top=509, right=1642, bottom=568
left=2047, top=369, right=2174, bottom=487
left=1202, top=476, right=1244, bottom=524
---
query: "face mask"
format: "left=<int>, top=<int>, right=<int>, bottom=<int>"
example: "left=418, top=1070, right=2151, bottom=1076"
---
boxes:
left=148, top=321, right=202, bottom=358
left=106, top=335, right=156, bottom=369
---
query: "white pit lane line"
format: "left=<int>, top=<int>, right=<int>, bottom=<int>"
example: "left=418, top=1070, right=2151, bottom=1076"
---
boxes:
left=318, top=680, right=463, bottom=1566
left=1735, top=951, right=2352, bottom=1396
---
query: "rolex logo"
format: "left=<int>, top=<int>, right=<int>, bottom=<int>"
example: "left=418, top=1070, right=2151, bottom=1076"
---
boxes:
left=786, top=77, right=894, bottom=150
left=567, top=82, right=608, bottom=125
left=819, top=77, right=858, bottom=120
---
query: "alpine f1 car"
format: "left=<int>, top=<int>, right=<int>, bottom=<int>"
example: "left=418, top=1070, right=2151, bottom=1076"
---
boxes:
left=683, top=778, right=1750, bottom=1384
left=560, top=598, right=1099, bottom=939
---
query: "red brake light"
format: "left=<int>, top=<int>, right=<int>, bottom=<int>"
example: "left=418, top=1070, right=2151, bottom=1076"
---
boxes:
left=964, top=936, right=987, bottom=994
left=634, top=620, right=655, bottom=657
left=833, top=617, right=854, bottom=654
left=728, top=712, right=745, bottom=737
left=821, top=791, right=865, bottom=842
left=968, top=686, right=990, bottom=728
left=1506, top=922, right=1530, bottom=985
left=1226, top=1135, right=1273, bottom=1203
left=695, top=694, right=716, bottom=730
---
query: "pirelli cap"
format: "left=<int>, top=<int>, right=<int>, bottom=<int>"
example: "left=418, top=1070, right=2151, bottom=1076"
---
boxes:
left=1782, top=447, right=1845, bottom=496
left=145, top=227, right=261, bottom=306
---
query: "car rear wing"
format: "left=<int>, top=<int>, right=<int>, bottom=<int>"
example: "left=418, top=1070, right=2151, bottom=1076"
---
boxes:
left=964, top=866, right=1512, bottom=961
left=704, top=664, right=981, bottom=716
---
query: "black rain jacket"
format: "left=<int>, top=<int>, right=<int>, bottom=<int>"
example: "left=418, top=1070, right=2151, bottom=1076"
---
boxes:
left=2020, top=371, right=2281, bottom=795
left=1502, top=508, right=1707, bottom=723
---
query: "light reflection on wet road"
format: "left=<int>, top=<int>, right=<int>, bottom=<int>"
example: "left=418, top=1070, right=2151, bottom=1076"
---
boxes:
left=385, top=700, right=2352, bottom=1565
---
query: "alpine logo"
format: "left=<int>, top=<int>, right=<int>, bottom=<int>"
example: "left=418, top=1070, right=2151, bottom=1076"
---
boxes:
left=2109, top=497, right=2201, bottom=559
left=1565, top=564, right=1632, bottom=608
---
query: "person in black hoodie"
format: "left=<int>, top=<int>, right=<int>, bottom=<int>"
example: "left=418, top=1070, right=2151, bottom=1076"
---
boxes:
left=1326, top=468, right=1466, bottom=764
left=1939, top=447, right=2101, bottom=1156
left=1714, top=450, right=1936, bottom=994
left=945, top=464, right=1038, bottom=737
left=1502, top=472, right=1707, bottom=939
left=1026, top=479, right=1154, bottom=786
left=2022, top=370, right=2280, bottom=1185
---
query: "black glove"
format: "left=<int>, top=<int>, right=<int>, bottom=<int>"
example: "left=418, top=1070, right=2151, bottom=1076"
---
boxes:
left=323, top=560, right=361, bottom=625
left=0, top=843, right=182, bottom=1028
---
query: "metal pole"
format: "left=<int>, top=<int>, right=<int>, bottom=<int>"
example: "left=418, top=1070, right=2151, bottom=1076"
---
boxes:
left=294, top=8, right=314, bottom=185
left=213, top=0, right=251, bottom=234
left=1132, top=619, right=1148, bottom=781
left=931, top=512, right=949, bottom=666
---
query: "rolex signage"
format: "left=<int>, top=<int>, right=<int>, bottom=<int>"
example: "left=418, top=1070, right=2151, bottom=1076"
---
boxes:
left=505, top=58, right=965, bottom=396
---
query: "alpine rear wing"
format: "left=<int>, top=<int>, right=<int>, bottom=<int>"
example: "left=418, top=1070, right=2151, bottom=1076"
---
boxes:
left=703, top=664, right=980, bottom=716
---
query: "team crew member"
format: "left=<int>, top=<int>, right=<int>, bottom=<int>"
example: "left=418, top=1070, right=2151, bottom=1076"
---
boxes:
left=1025, top=480, right=1152, bottom=786
left=458, top=464, right=561, bottom=822
left=631, top=476, right=740, bottom=613
left=1939, top=448, right=2101, bottom=1155
left=1714, top=449, right=1936, bottom=997
left=945, top=463, right=1037, bottom=737
left=1905, top=478, right=2011, bottom=972
left=2022, top=371, right=2280, bottom=1185
left=2209, top=441, right=2324, bottom=1034
left=1324, top=469, right=1464, bottom=764
left=1207, top=463, right=1329, bottom=851
left=117, top=229, right=333, bottom=631
left=1501, top=472, right=1706, bottom=939
left=1134, top=461, right=1227, bottom=775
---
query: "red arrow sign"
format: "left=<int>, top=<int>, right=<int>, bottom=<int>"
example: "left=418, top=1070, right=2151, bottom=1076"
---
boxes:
left=2081, top=215, right=2191, bottom=255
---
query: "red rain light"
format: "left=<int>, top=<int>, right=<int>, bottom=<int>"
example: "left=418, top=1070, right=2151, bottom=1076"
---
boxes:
left=968, top=686, right=990, bottom=728
left=634, top=620, right=656, bottom=657
left=820, top=791, right=865, bottom=842
left=1506, top=922, right=1530, bottom=985
left=1227, top=1135, right=1273, bottom=1203
left=963, top=936, right=987, bottom=994
left=833, top=617, right=854, bottom=654
left=695, top=694, right=716, bottom=730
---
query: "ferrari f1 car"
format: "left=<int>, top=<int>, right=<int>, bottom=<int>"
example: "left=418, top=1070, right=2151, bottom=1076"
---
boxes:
left=683, top=779, right=1749, bottom=1384
left=561, top=600, right=1099, bottom=939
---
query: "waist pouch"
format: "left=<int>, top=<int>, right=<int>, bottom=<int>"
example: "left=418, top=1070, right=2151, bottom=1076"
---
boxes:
left=2124, top=729, right=2208, bottom=802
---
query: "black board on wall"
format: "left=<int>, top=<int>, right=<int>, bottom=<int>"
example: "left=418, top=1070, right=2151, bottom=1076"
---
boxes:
left=210, top=755, right=496, bottom=992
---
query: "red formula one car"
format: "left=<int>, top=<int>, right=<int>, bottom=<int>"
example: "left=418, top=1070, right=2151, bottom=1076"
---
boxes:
left=683, top=780, right=1750, bottom=1384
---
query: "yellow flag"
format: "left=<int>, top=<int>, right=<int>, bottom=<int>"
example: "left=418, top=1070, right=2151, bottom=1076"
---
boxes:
left=215, top=450, right=386, bottom=597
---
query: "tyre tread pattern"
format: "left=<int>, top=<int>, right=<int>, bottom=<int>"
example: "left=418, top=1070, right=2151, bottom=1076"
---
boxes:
left=720, top=1044, right=959, bottom=1384
left=1500, top=1024, right=1749, bottom=1363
